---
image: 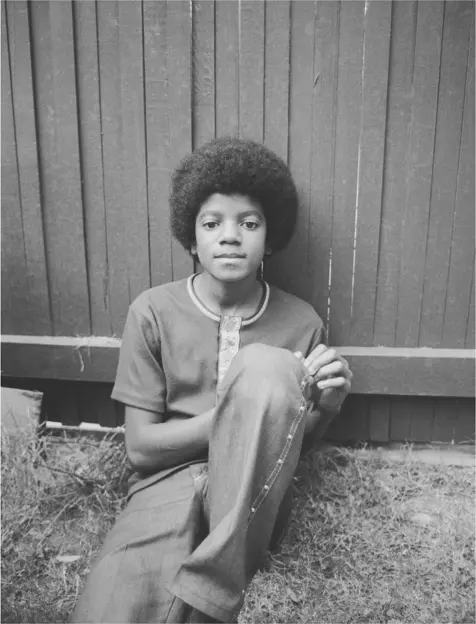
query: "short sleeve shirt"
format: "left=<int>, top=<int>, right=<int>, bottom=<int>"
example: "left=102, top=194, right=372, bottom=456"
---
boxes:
left=112, top=275, right=326, bottom=495
left=112, top=275, right=326, bottom=418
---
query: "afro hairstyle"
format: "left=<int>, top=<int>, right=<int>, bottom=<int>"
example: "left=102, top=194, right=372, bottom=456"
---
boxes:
left=169, top=137, right=299, bottom=254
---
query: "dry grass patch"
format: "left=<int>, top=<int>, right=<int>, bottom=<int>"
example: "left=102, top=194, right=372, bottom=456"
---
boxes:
left=1, top=430, right=130, bottom=623
left=1, top=429, right=474, bottom=624
left=241, top=447, right=475, bottom=624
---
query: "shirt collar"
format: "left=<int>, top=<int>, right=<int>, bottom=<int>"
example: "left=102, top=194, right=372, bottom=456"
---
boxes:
left=187, top=274, right=270, bottom=326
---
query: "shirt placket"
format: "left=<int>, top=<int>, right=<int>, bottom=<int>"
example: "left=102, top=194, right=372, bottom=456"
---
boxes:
left=217, top=315, right=242, bottom=387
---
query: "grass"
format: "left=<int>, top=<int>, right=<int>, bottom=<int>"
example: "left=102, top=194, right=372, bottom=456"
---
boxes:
left=1, top=427, right=474, bottom=624
left=241, top=448, right=474, bottom=624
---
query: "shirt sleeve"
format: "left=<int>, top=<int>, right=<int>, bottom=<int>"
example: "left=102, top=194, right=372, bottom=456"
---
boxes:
left=111, top=304, right=167, bottom=413
left=305, top=322, right=328, bottom=356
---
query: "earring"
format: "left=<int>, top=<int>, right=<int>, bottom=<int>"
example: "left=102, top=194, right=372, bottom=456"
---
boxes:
left=258, top=260, right=264, bottom=281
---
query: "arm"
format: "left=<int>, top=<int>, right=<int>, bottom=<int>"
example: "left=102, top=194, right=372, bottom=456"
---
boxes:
left=112, top=304, right=213, bottom=474
left=304, top=405, right=340, bottom=440
left=125, top=405, right=214, bottom=474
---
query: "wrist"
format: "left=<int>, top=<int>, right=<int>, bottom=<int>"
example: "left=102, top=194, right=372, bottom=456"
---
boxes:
left=319, top=403, right=341, bottom=416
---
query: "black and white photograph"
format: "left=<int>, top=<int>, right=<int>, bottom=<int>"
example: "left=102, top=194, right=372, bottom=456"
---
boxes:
left=1, top=1, right=474, bottom=622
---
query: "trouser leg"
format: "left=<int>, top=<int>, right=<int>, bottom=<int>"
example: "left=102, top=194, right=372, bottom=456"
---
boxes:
left=169, top=344, right=313, bottom=622
left=70, top=465, right=206, bottom=624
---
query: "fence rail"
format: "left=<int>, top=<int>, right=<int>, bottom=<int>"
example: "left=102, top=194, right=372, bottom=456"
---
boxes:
left=2, top=335, right=475, bottom=398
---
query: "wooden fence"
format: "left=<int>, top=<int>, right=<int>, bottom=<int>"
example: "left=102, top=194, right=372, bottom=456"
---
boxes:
left=2, top=0, right=475, bottom=443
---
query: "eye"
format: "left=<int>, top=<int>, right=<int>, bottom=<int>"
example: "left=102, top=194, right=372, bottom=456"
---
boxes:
left=202, top=221, right=219, bottom=230
left=242, top=221, right=260, bottom=230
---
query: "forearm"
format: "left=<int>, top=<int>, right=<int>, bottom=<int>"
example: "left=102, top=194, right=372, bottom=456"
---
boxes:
left=304, top=403, right=340, bottom=441
left=126, top=407, right=214, bottom=474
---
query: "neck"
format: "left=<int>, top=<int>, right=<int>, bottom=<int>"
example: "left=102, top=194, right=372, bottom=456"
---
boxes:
left=195, top=271, right=262, bottom=316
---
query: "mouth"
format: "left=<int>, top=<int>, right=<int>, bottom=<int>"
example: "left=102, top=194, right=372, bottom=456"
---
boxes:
left=215, top=254, right=246, bottom=259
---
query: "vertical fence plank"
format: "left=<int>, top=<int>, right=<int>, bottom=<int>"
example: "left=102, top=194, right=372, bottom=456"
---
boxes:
left=267, top=0, right=315, bottom=301
left=97, top=1, right=130, bottom=334
left=409, top=398, right=435, bottom=443
left=166, top=0, right=194, bottom=281
left=389, top=397, right=413, bottom=442
left=466, top=271, right=475, bottom=348
left=350, top=0, right=391, bottom=346
left=78, top=383, right=116, bottom=428
left=77, top=382, right=98, bottom=425
left=74, top=0, right=110, bottom=336
left=329, top=1, right=365, bottom=345
left=442, top=17, right=475, bottom=348
left=97, top=0, right=150, bottom=332
left=1, top=3, right=32, bottom=335
left=454, top=400, right=475, bottom=443
left=419, top=2, right=473, bottom=347
left=308, top=0, right=340, bottom=325
left=192, top=0, right=215, bottom=148
left=215, top=0, right=239, bottom=137
left=191, top=0, right=215, bottom=276
left=333, top=395, right=370, bottom=443
left=263, top=0, right=290, bottom=163
left=30, top=0, right=90, bottom=336
left=395, top=2, right=444, bottom=347
left=239, top=0, right=265, bottom=141
left=118, top=1, right=150, bottom=301
left=6, top=0, right=51, bottom=335
left=373, top=1, right=417, bottom=346
left=262, top=0, right=291, bottom=286
left=432, top=399, right=459, bottom=443
left=438, top=401, right=474, bottom=446
left=326, top=396, right=369, bottom=443
left=143, top=0, right=173, bottom=288
left=43, top=381, right=80, bottom=426
left=368, top=396, right=390, bottom=443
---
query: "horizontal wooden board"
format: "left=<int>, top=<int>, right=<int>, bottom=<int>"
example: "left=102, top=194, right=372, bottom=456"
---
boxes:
left=339, top=346, right=475, bottom=397
left=1, top=335, right=121, bottom=384
left=2, top=336, right=474, bottom=397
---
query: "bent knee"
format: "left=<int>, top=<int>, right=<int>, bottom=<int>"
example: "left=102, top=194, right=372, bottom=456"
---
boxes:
left=234, top=343, right=297, bottom=373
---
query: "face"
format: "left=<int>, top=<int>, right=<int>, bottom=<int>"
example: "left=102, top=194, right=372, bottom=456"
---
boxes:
left=191, top=194, right=268, bottom=283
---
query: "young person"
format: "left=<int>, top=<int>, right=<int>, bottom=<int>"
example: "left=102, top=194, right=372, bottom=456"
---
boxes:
left=72, top=137, right=352, bottom=623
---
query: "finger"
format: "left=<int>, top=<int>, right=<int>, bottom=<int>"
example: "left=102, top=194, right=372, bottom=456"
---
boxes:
left=305, top=348, right=338, bottom=376
left=317, top=376, right=351, bottom=391
left=314, top=360, right=345, bottom=381
left=303, top=344, right=329, bottom=370
left=303, top=344, right=328, bottom=369
left=293, top=351, right=303, bottom=360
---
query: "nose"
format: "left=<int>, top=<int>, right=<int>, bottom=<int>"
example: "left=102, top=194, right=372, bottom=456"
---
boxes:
left=219, top=221, right=241, bottom=244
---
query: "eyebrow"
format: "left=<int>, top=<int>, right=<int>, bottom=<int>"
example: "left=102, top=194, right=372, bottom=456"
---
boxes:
left=199, top=210, right=263, bottom=219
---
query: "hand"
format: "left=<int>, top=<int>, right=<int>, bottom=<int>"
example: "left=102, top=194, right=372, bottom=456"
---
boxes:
left=294, top=345, right=352, bottom=414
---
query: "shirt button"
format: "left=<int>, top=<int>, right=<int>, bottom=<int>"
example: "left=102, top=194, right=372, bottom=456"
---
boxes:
left=288, top=434, right=293, bottom=440
left=278, top=459, right=283, bottom=465
left=251, top=507, right=256, bottom=513
left=264, top=485, right=269, bottom=491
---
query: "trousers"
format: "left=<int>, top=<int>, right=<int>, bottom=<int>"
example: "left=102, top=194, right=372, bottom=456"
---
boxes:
left=71, top=344, right=314, bottom=623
